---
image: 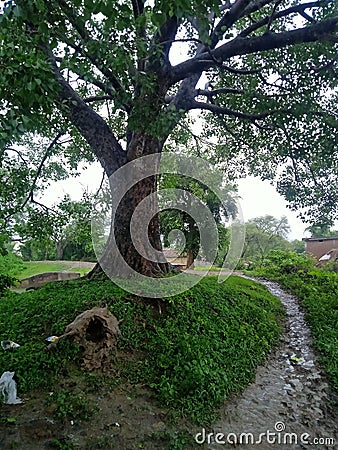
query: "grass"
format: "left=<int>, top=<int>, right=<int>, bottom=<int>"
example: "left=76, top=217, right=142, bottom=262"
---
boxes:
left=193, top=265, right=223, bottom=271
left=68, top=267, right=91, bottom=276
left=0, top=276, right=284, bottom=425
left=13, top=261, right=92, bottom=279
left=14, top=261, right=70, bottom=279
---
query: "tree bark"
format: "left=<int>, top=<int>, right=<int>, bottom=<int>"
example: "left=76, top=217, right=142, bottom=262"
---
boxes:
left=186, top=249, right=195, bottom=269
left=55, top=240, right=67, bottom=260
left=90, top=133, right=172, bottom=279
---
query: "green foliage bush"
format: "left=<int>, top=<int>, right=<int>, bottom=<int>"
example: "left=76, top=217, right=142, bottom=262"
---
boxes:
left=0, top=251, right=24, bottom=277
left=0, top=276, right=284, bottom=423
left=321, top=259, right=338, bottom=273
left=0, top=274, right=15, bottom=297
left=0, top=250, right=24, bottom=295
left=249, top=249, right=316, bottom=275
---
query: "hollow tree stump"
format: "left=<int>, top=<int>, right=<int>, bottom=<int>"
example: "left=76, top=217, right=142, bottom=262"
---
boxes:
left=61, top=306, right=121, bottom=370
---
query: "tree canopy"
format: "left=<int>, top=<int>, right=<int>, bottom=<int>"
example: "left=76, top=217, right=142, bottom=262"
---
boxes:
left=0, top=0, right=337, bottom=276
left=242, top=214, right=291, bottom=260
left=159, top=172, right=237, bottom=266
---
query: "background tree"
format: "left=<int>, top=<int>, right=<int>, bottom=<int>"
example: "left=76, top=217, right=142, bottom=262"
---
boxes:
left=1, top=0, right=337, bottom=277
left=290, top=239, right=306, bottom=254
left=305, top=223, right=338, bottom=238
left=242, top=215, right=291, bottom=261
left=16, top=193, right=100, bottom=261
left=159, top=173, right=236, bottom=267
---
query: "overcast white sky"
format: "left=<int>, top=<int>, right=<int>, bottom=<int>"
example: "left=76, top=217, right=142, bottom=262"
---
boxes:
left=42, top=162, right=312, bottom=241
left=236, top=176, right=308, bottom=240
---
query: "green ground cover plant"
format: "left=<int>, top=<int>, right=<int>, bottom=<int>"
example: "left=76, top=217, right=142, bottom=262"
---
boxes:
left=248, top=250, right=338, bottom=392
left=0, top=276, right=284, bottom=424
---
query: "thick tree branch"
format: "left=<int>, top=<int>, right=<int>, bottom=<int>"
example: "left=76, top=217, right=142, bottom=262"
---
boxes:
left=240, top=2, right=321, bottom=37
left=187, top=100, right=272, bottom=120
left=265, top=0, right=283, bottom=33
left=45, top=48, right=127, bottom=176
left=21, top=131, right=65, bottom=210
left=131, top=0, right=144, bottom=20
left=299, top=11, right=316, bottom=24
left=151, top=16, right=179, bottom=71
left=170, top=17, right=338, bottom=84
left=221, top=65, right=263, bottom=75
left=241, top=0, right=276, bottom=17
left=211, top=0, right=252, bottom=47
left=197, top=87, right=244, bottom=98
left=84, top=95, right=114, bottom=103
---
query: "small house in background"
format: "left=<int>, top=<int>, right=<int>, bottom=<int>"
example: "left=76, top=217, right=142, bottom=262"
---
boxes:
left=163, top=248, right=188, bottom=269
left=303, top=236, right=338, bottom=264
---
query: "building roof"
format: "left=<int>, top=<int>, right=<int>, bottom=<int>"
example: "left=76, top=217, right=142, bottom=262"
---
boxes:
left=303, top=236, right=338, bottom=242
left=318, top=249, right=338, bottom=262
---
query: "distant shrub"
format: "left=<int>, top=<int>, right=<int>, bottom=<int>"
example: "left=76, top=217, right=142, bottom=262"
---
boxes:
left=320, top=259, right=338, bottom=273
left=248, top=250, right=316, bottom=277
left=0, top=274, right=16, bottom=297
left=0, top=251, right=24, bottom=277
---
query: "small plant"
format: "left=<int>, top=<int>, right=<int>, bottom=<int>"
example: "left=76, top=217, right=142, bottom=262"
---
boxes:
left=50, top=438, right=74, bottom=450
left=49, top=391, right=95, bottom=422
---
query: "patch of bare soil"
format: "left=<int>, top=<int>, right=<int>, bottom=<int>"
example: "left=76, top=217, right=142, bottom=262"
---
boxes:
left=0, top=380, right=193, bottom=449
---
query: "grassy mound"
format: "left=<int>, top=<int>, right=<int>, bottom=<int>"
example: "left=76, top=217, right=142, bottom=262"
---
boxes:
left=0, top=276, right=283, bottom=424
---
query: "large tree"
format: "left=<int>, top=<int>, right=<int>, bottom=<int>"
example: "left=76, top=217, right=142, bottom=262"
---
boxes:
left=0, top=0, right=337, bottom=277
left=242, top=215, right=291, bottom=261
left=159, top=173, right=237, bottom=267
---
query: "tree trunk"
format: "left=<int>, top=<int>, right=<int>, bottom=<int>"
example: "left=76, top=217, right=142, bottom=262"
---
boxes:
left=90, top=132, right=172, bottom=279
left=186, top=248, right=195, bottom=269
left=55, top=240, right=67, bottom=260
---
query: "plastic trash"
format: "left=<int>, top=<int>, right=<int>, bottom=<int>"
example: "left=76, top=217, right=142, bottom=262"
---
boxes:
left=0, top=371, right=22, bottom=404
left=1, top=340, right=20, bottom=350
left=45, top=336, right=59, bottom=343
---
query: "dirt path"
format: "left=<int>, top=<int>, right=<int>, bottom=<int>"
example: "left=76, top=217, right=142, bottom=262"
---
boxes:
left=203, top=279, right=337, bottom=450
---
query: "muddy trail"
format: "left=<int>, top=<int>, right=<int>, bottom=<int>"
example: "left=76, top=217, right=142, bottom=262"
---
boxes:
left=206, top=279, right=337, bottom=450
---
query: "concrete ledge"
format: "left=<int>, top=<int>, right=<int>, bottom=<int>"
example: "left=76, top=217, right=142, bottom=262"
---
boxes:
left=18, top=272, right=81, bottom=289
